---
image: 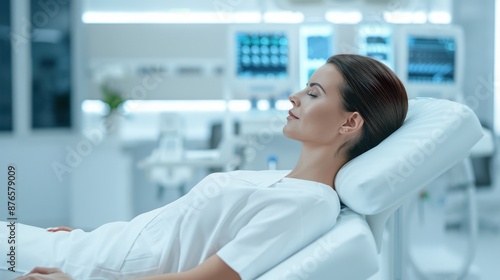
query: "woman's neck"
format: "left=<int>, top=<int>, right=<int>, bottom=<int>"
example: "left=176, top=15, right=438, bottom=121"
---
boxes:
left=286, top=145, right=346, bottom=189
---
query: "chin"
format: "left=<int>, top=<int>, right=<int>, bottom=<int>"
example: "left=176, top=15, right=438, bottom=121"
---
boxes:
left=282, top=127, right=289, bottom=138
left=282, top=126, right=295, bottom=140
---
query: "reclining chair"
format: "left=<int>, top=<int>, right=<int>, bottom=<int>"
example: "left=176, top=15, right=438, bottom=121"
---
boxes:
left=257, top=98, right=483, bottom=279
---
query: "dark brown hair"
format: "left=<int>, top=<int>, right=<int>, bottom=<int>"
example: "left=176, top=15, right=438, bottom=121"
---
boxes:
left=327, top=54, right=408, bottom=161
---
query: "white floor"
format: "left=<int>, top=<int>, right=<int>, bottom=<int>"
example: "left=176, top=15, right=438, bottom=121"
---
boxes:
left=462, top=230, right=500, bottom=280
left=369, top=221, right=500, bottom=280
left=370, top=138, right=500, bottom=280
left=410, top=229, right=500, bottom=280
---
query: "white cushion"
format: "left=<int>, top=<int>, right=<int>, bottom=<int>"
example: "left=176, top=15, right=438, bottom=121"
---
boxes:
left=256, top=209, right=378, bottom=280
left=335, top=98, right=483, bottom=215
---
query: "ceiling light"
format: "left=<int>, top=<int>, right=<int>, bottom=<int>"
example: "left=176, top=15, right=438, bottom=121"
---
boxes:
left=428, top=11, right=452, bottom=24
left=263, top=11, right=304, bottom=23
left=325, top=11, right=363, bottom=24
left=383, top=11, right=427, bottom=24
left=82, top=11, right=262, bottom=24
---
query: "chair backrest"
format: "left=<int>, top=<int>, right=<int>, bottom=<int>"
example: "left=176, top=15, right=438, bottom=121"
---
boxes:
left=335, top=98, right=484, bottom=252
left=257, top=208, right=380, bottom=280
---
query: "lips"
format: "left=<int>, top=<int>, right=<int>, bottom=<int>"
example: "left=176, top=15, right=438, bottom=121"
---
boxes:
left=288, top=110, right=299, bottom=119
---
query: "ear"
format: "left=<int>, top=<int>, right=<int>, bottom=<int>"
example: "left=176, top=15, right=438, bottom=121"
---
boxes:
left=339, top=112, right=364, bottom=135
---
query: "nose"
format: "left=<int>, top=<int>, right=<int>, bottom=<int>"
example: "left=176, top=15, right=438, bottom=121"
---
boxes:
left=289, top=92, right=300, bottom=107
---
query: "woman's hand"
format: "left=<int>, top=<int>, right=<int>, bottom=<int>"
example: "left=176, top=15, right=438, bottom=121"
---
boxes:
left=15, top=267, right=73, bottom=280
left=46, top=226, right=73, bottom=232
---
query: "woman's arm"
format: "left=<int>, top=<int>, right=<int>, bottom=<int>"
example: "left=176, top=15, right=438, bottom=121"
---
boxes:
left=18, top=255, right=240, bottom=280
left=135, top=254, right=240, bottom=280
left=15, top=267, right=72, bottom=280
left=46, top=226, right=73, bottom=232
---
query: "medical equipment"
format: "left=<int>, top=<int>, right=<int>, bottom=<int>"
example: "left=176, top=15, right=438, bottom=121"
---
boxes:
left=408, top=158, right=480, bottom=280
left=138, top=149, right=238, bottom=195
left=140, top=113, right=192, bottom=194
left=448, top=127, right=499, bottom=231
left=395, top=25, right=465, bottom=100
left=257, top=98, right=483, bottom=279
left=138, top=112, right=241, bottom=194
left=226, top=24, right=298, bottom=101
left=157, top=113, right=185, bottom=161
left=470, top=128, right=500, bottom=230
left=298, top=25, right=334, bottom=88
left=357, top=24, right=394, bottom=70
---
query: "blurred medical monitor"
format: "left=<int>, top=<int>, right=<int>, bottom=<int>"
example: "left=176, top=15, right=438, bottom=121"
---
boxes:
left=407, top=36, right=456, bottom=83
left=396, top=25, right=464, bottom=100
left=227, top=24, right=298, bottom=100
left=235, top=32, right=288, bottom=78
left=357, top=24, right=394, bottom=70
left=299, top=25, right=334, bottom=88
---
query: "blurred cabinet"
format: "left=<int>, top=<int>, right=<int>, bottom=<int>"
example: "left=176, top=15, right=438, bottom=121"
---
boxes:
left=30, top=0, right=72, bottom=129
left=0, top=0, right=12, bottom=131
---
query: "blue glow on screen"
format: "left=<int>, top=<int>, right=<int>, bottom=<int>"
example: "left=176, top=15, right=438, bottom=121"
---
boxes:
left=236, top=32, right=288, bottom=78
left=408, top=36, right=455, bottom=83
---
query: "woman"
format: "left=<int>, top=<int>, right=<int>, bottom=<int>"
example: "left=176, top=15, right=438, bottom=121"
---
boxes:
left=5, top=54, right=408, bottom=280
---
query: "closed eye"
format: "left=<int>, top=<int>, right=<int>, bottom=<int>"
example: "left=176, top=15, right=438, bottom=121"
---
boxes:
left=307, top=91, right=318, bottom=98
left=305, top=83, right=319, bottom=97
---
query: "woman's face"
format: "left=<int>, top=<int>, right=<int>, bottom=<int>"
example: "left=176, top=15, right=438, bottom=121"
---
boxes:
left=283, top=63, right=352, bottom=146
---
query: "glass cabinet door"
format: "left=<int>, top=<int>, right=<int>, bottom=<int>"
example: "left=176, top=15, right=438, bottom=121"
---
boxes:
left=30, top=0, right=72, bottom=129
left=0, top=1, right=12, bottom=132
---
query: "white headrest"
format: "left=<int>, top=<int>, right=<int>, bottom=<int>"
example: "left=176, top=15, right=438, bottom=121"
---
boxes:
left=335, top=98, right=483, bottom=215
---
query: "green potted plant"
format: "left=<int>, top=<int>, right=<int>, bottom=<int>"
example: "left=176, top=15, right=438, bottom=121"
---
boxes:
left=101, top=84, right=126, bottom=116
left=101, top=84, right=126, bottom=135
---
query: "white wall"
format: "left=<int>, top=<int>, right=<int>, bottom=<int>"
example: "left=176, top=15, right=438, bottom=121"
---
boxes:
left=0, top=136, right=74, bottom=228
left=86, top=24, right=228, bottom=100
left=0, top=134, right=137, bottom=230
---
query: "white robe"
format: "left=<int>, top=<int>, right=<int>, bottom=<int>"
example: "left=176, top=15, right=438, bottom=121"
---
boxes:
left=0, top=170, right=340, bottom=280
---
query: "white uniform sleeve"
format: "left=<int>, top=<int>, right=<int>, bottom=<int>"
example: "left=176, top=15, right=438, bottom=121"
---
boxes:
left=216, top=195, right=338, bottom=280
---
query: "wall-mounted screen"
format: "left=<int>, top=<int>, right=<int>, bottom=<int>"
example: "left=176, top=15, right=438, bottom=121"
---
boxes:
left=357, top=25, right=393, bottom=70
left=235, top=32, right=288, bottom=79
left=307, top=35, right=331, bottom=60
left=395, top=25, right=464, bottom=100
left=227, top=25, right=298, bottom=100
left=407, top=36, right=455, bottom=83
left=299, top=25, right=333, bottom=89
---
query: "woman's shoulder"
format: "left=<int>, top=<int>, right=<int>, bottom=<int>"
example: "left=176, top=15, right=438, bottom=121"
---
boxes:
left=224, top=169, right=290, bottom=177
left=205, top=169, right=290, bottom=185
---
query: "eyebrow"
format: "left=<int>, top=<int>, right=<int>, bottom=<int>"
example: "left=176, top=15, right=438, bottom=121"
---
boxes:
left=309, top=82, right=327, bottom=95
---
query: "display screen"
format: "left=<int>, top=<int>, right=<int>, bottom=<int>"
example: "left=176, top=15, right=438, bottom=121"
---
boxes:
left=407, top=36, right=455, bottom=83
left=365, top=36, right=389, bottom=61
left=307, top=35, right=331, bottom=60
left=236, top=32, right=288, bottom=78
